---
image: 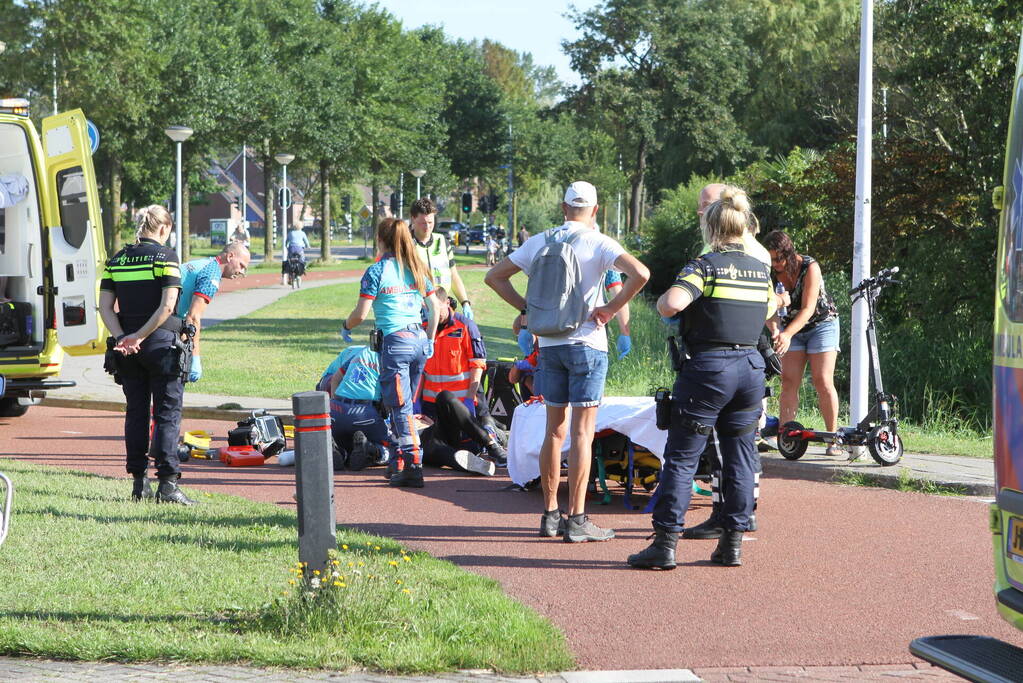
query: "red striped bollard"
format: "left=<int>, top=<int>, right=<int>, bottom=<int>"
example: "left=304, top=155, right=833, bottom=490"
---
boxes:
left=292, top=391, right=336, bottom=574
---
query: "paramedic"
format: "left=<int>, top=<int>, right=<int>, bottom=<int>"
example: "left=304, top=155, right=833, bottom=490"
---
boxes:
left=628, top=186, right=770, bottom=570
left=317, top=344, right=390, bottom=471
left=409, top=197, right=473, bottom=319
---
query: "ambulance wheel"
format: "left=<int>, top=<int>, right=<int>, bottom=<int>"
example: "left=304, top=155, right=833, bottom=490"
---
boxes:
left=867, top=425, right=903, bottom=466
left=778, top=421, right=808, bottom=460
left=0, top=398, right=29, bottom=418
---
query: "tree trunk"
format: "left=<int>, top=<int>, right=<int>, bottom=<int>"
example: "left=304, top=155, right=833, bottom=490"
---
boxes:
left=320, top=159, right=332, bottom=264
left=182, top=174, right=191, bottom=262
left=109, top=159, right=122, bottom=253
left=628, top=136, right=648, bottom=232
left=262, top=139, right=275, bottom=263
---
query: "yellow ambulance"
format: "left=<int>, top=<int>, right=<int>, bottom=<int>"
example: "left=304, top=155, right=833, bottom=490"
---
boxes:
left=0, top=98, right=106, bottom=417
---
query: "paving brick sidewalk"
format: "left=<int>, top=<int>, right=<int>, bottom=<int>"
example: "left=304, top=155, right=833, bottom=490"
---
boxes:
left=0, top=657, right=959, bottom=681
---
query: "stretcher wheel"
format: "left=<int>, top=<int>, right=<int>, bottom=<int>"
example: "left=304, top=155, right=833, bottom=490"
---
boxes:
left=867, top=425, right=903, bottom=466
left=778, top=420, right=808, bottom=460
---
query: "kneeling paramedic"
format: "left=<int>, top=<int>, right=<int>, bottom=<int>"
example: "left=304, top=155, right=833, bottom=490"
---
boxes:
left=317, top=343, right=391, bottom=471
left=628, top=185, right=771, bottom=570
left=99, top=206, right=195, bottom=505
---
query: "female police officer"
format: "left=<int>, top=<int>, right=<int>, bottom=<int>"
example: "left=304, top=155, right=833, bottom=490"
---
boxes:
left=341, top=217, right=439, bottom=489
left=628, top=186, right=771, bottom=569
left=99, top=206, right=194, bottom=505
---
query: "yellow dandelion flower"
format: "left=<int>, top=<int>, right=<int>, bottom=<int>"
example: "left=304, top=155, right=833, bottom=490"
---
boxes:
left=288, top=579, right=296, bottom=585
left=374, top=545, right=381, bottom=550
left=333, top=581, right=342, bottom=586
left=402, top=556, right=411, bottom=562
left=402, top=588, right=411, bottom=594
left=341, top=544, right=349, bottom=550
left=358, top=561, right=365, bottom=567
left=332, top=560, right=340, bottom=566
left=388, top=560, right=398, bottom=567
left=313, top=570, right=320, bottom=576
left=395, top=579, right=402, bottom=585
left=366, top=542, right=372, bottom=547
left=339, top=582, right=347, bottom=587
left=348, top=562, right=355, bottom=568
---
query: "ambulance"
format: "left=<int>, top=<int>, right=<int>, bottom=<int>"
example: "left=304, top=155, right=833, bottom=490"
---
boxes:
left=0, top=98, right=106, bottom=418
left=910, top=27, right=1023, bottom=679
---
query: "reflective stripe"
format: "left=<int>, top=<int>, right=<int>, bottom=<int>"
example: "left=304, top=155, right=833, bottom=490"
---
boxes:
left=423, top=371, right=471, bottom=383
left=422, top=387, right=469, bottom=399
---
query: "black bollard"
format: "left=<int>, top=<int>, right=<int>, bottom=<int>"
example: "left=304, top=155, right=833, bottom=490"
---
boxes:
left=292, top=391, right=337, bottom=575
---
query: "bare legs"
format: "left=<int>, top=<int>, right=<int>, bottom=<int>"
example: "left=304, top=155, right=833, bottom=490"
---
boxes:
left=540, top=404, right=599, bottom=515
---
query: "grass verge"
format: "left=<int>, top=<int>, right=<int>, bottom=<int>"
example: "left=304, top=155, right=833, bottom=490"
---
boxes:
left=833, top=468, right=970, bottom=496
left=0, top=458, right=573, bottom=672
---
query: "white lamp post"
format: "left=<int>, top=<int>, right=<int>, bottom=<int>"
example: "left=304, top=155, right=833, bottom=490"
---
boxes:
left=164, top=125, right=193, bottom=260
left=275, top=152, right=295, bottom=262
left=410, top=168, right=426, bottom=200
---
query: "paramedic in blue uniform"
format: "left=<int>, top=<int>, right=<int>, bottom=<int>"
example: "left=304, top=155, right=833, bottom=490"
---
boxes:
left=628, top=186, right=771, bottom=570
left=341, top=217, right=439, bottom=489
left=98, top=205, right=194, bottom=505
left=177, top=240, right=250, bottom=383
left=317, top=343, right=390, bottom=471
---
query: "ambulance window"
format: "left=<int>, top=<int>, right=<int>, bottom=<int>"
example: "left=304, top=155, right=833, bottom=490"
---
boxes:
left=56, top=167, right=89, bottom=249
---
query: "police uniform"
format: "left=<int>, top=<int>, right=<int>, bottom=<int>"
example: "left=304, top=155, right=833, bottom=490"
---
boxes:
left=644, top=244, right=771, bottom=566
left=100, top=238, right=184, bottom=480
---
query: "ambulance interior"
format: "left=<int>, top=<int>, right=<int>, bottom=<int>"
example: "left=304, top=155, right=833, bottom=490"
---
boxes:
left=0, top=121, right=45, bottom=350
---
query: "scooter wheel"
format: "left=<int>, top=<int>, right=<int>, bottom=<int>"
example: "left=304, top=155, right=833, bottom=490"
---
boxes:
left=778, top=420, right=808, bottom=460
left=867, top=425, right=903, bottom=466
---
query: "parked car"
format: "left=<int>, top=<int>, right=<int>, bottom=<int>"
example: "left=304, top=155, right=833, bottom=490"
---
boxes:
left=435, top=219, right=464, bottom=240
left=468, top=224, right=487, bottom=245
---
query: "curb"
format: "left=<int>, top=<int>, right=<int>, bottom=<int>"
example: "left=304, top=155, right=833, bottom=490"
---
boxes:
left=759, top=454, right=995, bottom=497
left=41, top=397, right=294, bottom=425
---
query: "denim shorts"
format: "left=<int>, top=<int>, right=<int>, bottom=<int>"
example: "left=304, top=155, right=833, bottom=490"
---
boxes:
left=787, top=317, right=840, bottom=354
left=539, top=343, right=608, bottom=408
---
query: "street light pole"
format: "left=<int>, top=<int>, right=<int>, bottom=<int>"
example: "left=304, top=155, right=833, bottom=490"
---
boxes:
left=275, top=152, right=295, bottom=263
left=241, top=144, right=247, bottom=231
left=164, top=125, right=194, bottom=261
left=410, top=168, right=426, bottom=200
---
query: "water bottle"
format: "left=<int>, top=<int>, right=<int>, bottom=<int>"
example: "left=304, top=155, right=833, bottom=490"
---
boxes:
left=775, top=282, right=787, bottom=318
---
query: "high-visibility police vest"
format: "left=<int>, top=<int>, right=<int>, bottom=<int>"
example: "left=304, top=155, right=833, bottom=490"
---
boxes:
left=674, top=247, right=772, bottom=350
left=414, top=233, right=452, bottom=289
left=421, top=313, right=486, bottom=402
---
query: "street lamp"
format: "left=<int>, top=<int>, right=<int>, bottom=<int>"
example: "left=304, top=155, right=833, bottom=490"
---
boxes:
left=164, top=125, right=193, bottom=260
left=274, top=152, right=295, bottom=262
left=410, top=168, right=426, bottom=200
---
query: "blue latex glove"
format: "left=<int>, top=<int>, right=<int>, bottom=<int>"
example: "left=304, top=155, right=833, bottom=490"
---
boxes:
left=188, top=355, right=202, bottom=383
left=616, top=334, right=632, bottom=359
left=461, top=302, right=474, bottom=320
left=425, top=340, right=434, bottom=359
left=340, top=324, right=353, bottom=343
left=660, top=315, right=678, bottom=327
left=517, top=327, right=534, bottom=356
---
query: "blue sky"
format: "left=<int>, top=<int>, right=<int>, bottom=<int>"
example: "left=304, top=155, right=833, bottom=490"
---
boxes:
left=373, top=0, right=602, bottom=87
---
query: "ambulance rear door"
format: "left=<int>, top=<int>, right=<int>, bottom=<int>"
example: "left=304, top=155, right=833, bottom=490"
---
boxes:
left=40, top=109, right=107, bottom=355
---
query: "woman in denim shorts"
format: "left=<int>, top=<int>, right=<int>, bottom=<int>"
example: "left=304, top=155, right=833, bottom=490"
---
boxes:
left=763, top=231, right=842, bottom=456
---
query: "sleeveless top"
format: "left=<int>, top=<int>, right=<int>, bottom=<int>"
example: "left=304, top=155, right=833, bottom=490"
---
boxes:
left=782, top=255, right=837, bottom=330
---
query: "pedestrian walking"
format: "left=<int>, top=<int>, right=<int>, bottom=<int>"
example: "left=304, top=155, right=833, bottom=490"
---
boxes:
left=628, top=186, right=770, bottom=570
left=486, top=180, right=649, bottom=543
left=341, top=217, right=439, bottom=488
left=98, top=205, right=194, bottom=505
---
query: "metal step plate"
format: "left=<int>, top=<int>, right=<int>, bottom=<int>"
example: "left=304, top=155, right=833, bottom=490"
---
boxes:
left=911, top=634, right=1023, bottom=682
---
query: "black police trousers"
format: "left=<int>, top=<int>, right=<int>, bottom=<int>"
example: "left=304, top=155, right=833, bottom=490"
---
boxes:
left=654, top=348, right=765, bottom=533
left=116, top=328, right=185, bottom=478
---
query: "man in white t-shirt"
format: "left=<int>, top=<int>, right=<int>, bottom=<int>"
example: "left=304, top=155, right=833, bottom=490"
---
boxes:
left=485, top=181, right=649, bottom=543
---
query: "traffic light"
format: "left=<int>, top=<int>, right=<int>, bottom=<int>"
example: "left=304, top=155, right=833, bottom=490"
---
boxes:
left=236, top=193, right=244, bottom=213
left=480, top=194, right=490, bottom=214
left=489, top=192, right=500, bottom=212
left=389, top=192, right=398, bottom=215
left=461, top=192, right=472, bottom=214
left=342, top=194, right=351, bottom=213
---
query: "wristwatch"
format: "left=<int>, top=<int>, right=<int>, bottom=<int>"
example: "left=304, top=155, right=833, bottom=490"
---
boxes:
left=341, top=320, right=350, bottom=331
left=520, top=308, right=528, bottom=316
left=462, top=300, right=471, bottom=307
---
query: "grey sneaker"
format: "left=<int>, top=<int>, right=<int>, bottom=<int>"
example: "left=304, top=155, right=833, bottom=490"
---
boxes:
left=453, top=449, right=495, bottom=476
left=540, top=509, right=566, bottom=538
left=564, top=514, right=615, bottom=543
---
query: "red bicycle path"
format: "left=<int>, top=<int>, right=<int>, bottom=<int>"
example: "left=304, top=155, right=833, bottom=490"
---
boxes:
left=3, top=405, right=1021, bottom=674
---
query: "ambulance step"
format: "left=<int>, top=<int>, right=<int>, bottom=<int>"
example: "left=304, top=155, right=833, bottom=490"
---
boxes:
left=910, top=634, right=1023, bottom=683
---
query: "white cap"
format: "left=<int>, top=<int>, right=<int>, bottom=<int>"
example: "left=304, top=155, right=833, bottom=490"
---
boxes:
left=564, top=181, right=598, bottom=207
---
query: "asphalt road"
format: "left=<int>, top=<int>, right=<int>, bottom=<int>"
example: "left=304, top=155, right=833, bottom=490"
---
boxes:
left=3, top=404, right=1020, bottom=673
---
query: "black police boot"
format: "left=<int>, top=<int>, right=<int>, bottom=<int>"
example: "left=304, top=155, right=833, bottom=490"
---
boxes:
left=627, top=526, right=679, bottom=570
left=347, top=431, right=370, bottom=471
left=156, top=474, right=197, bottom=505
left=710, top=530, right=744, bottom=566
left=389, top=464, right=425, bottom=488
left=682, top=501, right=724, bottom=539
left=131, top=474, right=154, bottom=502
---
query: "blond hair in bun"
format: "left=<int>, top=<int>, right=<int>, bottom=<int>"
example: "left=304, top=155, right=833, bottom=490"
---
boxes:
left=134, top=205, right=172, bottom=244
left=702, top=185, right=751, bottom=250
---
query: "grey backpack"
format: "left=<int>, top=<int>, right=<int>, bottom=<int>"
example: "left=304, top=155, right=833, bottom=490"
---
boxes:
left=525, top=228, right=592, bottom=337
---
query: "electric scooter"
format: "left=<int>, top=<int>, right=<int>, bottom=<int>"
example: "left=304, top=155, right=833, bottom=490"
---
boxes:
left=777, top=266, right=904, bottom=466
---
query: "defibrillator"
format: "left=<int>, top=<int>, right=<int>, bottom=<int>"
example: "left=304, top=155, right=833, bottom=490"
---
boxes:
left=0, top=99, right=107, bottom=417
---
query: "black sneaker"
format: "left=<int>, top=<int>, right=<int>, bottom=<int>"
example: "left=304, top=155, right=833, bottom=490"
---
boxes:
left=454, top=449, right=495, bottom=476
left=486, top=442, right=508, bottom=468
left=539, top=509, right=566, bottom=538
left=389, top=465, right=424, bottom=488
left=348, top=431, right=369, bottom=471
left=564, top=514, right=615, bottom=543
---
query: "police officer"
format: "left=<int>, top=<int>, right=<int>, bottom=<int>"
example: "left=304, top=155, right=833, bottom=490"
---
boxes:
left=628, top=186, right=771, bottom=569
left=98, top=205, right=195, bottom=505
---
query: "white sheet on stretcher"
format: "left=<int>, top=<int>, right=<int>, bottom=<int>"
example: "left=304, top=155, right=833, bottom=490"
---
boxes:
left=507, top=396, right=668, bottom=486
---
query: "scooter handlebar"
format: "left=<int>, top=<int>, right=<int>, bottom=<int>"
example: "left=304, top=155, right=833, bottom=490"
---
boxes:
left=849, top=266, right=901, bottom=295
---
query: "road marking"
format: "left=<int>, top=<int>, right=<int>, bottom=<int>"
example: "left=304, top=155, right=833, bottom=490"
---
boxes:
left=60, top=430, right=83, bottom=434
